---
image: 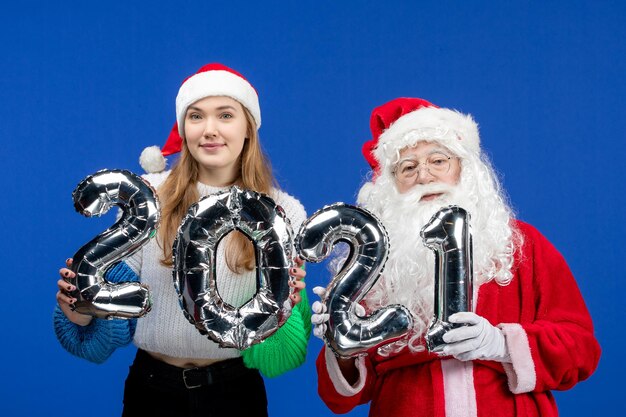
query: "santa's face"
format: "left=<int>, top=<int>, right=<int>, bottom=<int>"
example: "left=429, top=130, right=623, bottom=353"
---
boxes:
left=361, top=139, right=516, bottom=354
left=392, top=142, right=461, bottom=195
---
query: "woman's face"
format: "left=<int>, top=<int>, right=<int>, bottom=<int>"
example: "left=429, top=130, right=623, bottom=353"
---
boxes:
left=184, top=96, right=248, bottom=186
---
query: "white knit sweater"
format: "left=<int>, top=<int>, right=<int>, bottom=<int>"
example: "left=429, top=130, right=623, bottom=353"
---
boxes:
left=125, top=171, right=307, bottom=359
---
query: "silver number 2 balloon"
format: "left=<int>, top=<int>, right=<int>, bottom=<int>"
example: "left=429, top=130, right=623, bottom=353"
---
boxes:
left=296, top=203, right=413, bottom=358
left=421, top=205, right=474, bottom=352
left=67, top=169, right=160, bottom=319
left=173, top=186, right=295, bottom=350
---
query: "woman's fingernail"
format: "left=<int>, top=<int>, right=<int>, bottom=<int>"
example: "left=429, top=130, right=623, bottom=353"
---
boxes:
left=291, top=268, right=298, bottom=273
left=66, top=258, right=72, bottom=263
left=63, top=271, right=70, bottom=277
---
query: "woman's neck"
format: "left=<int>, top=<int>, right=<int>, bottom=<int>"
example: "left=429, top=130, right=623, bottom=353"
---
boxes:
left=197, top=166, right=238, bottom=188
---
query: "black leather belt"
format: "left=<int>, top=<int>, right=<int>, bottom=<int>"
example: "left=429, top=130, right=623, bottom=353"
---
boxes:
left=134, top=349, right=250, bottom=389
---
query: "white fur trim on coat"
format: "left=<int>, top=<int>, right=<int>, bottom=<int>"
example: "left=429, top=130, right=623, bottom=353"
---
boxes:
left=324, top=346, right=368, bottom=397
left=499, top=323, right=537, bottom=394
left=441, top=359, right=478, bottom=417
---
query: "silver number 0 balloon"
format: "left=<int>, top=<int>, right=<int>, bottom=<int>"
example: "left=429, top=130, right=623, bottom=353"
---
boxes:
left=173, top=186, right=295, bottom=350
left=296, top=203, right=413, bottom=358
left=67, top=169, right=160, bottom=319
left=421, top=205, right=474, bottom=352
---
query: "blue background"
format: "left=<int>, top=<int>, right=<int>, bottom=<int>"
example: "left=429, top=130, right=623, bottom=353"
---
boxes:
left=1, top=1, right=624, bottom=416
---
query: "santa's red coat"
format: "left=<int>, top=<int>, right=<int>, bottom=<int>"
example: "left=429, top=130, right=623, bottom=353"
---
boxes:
left=316, top=221, right=600, bottom=417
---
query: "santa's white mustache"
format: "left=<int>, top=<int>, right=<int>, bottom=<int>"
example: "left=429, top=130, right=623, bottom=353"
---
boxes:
left=397, top=183, right=457, bottom=205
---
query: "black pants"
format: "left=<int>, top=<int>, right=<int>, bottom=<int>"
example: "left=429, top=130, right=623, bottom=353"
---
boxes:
left=122, top=349, right=268, bottom=417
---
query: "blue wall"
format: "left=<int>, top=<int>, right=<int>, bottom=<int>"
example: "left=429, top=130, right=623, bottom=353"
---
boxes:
left=1, top=1, right=623, bottom=415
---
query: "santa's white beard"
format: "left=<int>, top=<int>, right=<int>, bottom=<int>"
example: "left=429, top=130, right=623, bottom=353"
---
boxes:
left=365, top=183, right=466, bottom=339
left=362, top=179, right=516, bottom=354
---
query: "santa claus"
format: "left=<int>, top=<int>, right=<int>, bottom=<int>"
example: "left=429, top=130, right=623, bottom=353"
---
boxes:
left=313, top=98, right=600, bottom=417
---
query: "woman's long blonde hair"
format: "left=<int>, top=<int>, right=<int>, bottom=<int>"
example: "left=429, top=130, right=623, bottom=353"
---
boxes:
left=158, top=106, right=277, bottom=273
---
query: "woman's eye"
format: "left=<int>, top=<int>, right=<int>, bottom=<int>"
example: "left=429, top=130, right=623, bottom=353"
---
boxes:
left=188, top=113, right=202, bottom=120
left=220, top=113, right=233, bottom=119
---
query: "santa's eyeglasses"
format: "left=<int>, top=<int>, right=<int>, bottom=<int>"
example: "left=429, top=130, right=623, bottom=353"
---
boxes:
left=392, top=153, right=454, bottom=184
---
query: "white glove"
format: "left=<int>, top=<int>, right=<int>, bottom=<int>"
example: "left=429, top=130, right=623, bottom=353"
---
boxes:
left=311, top=286, right=366, bottom=339
left=441, top=312, right=510, bottom=363
left=311, top=287, right=330, bottom=339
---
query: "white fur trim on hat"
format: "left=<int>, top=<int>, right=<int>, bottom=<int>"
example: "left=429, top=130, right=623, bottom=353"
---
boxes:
left=374, top=107, right=480, bottom=174
left=176, top=70, right=261, bottom=137
left=139, top=145, right=167, bottom=173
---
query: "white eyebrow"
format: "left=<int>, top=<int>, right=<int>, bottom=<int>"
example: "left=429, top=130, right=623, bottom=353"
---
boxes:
left=397, top=149, right=452, bottom=164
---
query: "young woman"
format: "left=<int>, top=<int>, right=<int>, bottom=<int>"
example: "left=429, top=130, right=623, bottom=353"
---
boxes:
left=54, top=63, right=311, bottom=417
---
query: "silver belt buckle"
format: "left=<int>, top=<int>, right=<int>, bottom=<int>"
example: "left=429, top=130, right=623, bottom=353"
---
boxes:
left=182, top=368, right=202, bottom=389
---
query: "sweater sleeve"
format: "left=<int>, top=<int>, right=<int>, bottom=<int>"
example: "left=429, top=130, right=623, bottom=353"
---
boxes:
left=499, top=223, right=601, bottom=394
left=241, top=284, right=312, bottom=378
left=53, top=262, right=138, bottom=364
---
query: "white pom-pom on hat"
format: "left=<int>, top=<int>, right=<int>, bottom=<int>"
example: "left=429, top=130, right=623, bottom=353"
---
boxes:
left=139, top=145, right=166, bottom=173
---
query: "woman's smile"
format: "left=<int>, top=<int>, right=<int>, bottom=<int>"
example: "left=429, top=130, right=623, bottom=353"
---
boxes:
left=200, top=142, right=225, bottom=151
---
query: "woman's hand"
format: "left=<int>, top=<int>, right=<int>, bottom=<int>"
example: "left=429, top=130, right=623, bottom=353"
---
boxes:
left=56, top=258, right=93, bottom=327
left=287, top=257, right=306, bottom=305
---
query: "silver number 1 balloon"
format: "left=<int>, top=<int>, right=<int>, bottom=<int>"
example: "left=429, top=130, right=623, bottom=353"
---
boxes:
left=67, top=169, right=160, bottom=319
left=296, top=203, right=413, bottom=358
left=173, top=186, right=295, bottom=350
left=421, top=205, right=474, bottom=352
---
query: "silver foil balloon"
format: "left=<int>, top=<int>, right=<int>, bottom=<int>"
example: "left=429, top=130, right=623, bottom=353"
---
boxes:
left=173, top=186, right=295, bottom=350
left=421, top=205, right=474, bottom=352
left=67, top=169, right=160, bottom=319
left=295, top=203, right=413, bottom=358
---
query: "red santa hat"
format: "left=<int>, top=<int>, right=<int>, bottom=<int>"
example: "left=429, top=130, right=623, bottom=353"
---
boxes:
left=358, top=97, right=481, bottom=202
left=139, top=63, right=261, bottom=173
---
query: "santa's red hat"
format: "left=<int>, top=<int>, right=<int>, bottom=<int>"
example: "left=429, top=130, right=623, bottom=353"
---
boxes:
left=362, top=97, right=480, bottom=177
left=358, top=97, right=480, bottom=203
left=140, top=63, right=261, bottom=173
